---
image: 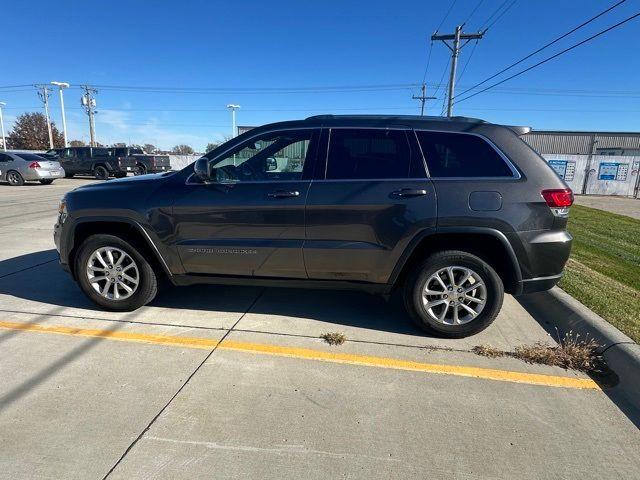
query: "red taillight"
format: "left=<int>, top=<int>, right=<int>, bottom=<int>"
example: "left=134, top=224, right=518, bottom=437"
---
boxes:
left=541, top=189, right=574, bottom=208
left=28, top=161, right=41, bottom=169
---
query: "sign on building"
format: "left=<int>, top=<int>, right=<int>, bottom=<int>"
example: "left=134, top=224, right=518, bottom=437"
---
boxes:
left=548, top=159, right=576, bottom=181
left=598, top=162, right=629, bottom=181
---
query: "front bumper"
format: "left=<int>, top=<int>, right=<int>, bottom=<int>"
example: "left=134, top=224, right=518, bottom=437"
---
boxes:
left=53, top=214, right=72, bottom=274
left=517, top=272, right=564, bottom=295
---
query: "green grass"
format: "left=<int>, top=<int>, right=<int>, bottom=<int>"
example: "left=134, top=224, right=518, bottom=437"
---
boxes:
left=558, top=204, right=640, bottom=343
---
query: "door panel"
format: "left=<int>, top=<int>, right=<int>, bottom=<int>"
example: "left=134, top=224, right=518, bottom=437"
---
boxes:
left=172, top=181, right=310, bottom=278
left=172, top=128, right=320, bottom=278
left=304, top=180, right=436, bottom=283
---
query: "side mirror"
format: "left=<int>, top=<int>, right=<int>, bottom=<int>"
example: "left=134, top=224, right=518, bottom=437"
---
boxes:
left=266, top=157, right=277, bottom=171
left=193, top=157, right=211, bottom=182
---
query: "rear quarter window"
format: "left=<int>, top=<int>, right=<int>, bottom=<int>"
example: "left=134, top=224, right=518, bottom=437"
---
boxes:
left=416, top=131, right=514, bottom=178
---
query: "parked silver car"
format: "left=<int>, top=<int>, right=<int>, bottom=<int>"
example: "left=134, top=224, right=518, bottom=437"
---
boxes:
left=0, top=152, right=65, bottom=186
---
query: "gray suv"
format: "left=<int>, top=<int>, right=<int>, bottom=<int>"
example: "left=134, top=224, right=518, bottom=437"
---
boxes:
left=54, top=115, right=573, bottom=337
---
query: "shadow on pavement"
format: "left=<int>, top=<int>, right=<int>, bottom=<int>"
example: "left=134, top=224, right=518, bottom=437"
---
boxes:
left=0, top=250, right=422, bottom=337
left=516, top=293, right=640, bottom=430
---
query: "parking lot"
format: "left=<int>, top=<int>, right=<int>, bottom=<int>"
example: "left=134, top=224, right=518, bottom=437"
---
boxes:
left=1, top=178, right=639, bottom=479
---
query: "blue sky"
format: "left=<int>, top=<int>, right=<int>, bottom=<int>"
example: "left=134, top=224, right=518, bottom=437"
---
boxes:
left=1, top=0, right=639, bottom=151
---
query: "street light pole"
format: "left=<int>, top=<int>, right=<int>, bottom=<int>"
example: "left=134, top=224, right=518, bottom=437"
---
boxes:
left=226, top=104, right=240, bottom=138
left=0, top=102, right=6, bottom=151
left=51, top=81, right=70, bottom=147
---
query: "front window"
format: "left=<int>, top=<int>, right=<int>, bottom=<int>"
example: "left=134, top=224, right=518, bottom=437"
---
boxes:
left=208, top=129, right=317, bottom=182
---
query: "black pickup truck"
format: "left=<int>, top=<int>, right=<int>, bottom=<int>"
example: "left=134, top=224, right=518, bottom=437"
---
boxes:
left=110, top=147, right=172, bottom=175
left=44, top=147, right=136, bottom=180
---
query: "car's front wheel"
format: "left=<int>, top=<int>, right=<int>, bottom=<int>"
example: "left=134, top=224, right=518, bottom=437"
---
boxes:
left=75, top=234, right=158, bottom=311
left=404, top=250, right=503, bottom=338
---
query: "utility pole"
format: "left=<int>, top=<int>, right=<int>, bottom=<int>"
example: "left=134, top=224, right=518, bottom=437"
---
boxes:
left=0, top=102, right=6, bottom=151
left=81, top=86, right=98, bottom=146
left=432, top=25, right=485, bottom=117
left=412, top=83, right=437, bottom=116
left=36, top=85, right=54, bottom=148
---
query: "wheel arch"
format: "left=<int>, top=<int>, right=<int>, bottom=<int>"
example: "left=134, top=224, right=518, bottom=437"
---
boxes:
left=68, top=219, right=173, bottom=281
left=391, top=228, right=522, bottom=294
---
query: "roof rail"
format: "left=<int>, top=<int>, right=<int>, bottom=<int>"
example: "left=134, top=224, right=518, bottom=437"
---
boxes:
left=505, top=125, right=532, bottom=136
left=305, top=114, right=486, bottom=123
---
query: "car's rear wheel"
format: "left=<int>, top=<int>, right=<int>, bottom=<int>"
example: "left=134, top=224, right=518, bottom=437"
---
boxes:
left=404, top=250, right=503, bottom=338
left=93, top=165, right=109, bottom=180
left=6, top=170, right=25, bottom=186
left=114, top=172, right=127, bottom=178
left=134, top=164, right=146, bottom=176
left=40, top=179, right=54, bottom=185
left=75, top=234, right=158, bottom=311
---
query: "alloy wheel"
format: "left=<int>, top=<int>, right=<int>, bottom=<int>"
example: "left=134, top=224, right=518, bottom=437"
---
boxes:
left=422, top=266, right=487, bottom=325
left=86, top=247, right=140, bottom=300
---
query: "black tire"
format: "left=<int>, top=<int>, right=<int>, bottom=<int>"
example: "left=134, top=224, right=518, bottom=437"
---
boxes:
left=75, top=234, right=158, bottom=311
left=93, top=165, right=109, bottom=180
left=134, top=164, right=147, bottom=176
left=403, top=250, right=504, bottom=338
left=6, top=170, right=25, bottom=186
left=114, top=172, right=127, bottom=178
left=65, top=173, right=75, bottom=178
left=40, top=179, right=54, bottom=185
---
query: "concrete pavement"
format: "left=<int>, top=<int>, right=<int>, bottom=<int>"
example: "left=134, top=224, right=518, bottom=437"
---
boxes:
left=1, top=178, right=639, bottom=479
left=574, top=194, right=640, bottom=219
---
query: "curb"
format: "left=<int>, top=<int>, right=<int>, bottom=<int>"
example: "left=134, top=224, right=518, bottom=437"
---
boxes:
left=517, top=287, right=640, bottom=411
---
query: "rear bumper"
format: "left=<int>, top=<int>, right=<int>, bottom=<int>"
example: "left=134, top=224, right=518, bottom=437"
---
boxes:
left=23, top=168, right=65, bottom=180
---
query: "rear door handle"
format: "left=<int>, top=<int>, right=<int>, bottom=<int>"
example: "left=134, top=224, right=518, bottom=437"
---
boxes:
left=267, top=190, right=300, bottom=198
left=391, top=188, right=428, bottom=197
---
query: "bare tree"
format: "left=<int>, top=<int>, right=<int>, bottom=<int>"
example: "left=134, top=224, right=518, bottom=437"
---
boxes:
left=143, top=143, right=156, bottom=153
left=69, top=139, right=87, bottom=147
left=172, top=144, right=195, bottom=155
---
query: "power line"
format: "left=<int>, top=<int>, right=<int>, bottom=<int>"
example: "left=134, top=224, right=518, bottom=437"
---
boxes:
left=457, top=40, right=479, bottom=83
left=421, top=41, right=434, bottom=83
left=455, top=10, right=640, bottom=105
left=478, top=0, right=511, bottom=29
left=78, top=83, right=420, bottom=94
left=456, top=0, right=627, bottom=99
left=464, top=0, right=485, bottom=26
left=437, top=0, right=458, bottom=32
left=484, top=0, right=518, bottom=30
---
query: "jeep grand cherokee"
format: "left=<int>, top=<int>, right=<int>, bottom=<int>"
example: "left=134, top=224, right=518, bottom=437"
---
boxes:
left=54, top=115, right=573, bottom=338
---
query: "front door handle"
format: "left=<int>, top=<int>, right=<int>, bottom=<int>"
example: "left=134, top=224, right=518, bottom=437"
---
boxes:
left=267, top=190, right=300, bottom=198
left=391, top=188, right=428, bottom=197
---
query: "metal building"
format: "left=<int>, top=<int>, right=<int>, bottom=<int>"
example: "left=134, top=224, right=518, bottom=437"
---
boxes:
left=523, top=130, right=640, bottom=156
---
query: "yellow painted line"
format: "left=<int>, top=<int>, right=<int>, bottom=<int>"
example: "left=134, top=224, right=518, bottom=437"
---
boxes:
left=0, top=321, right=599, bottom=390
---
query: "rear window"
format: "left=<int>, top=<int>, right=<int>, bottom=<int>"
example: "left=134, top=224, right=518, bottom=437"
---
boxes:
left=416, top=131, right=514, bottom=178
left=16, top=153, right=47, bottom=162
left=326, top=128, right=411, bottom=180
